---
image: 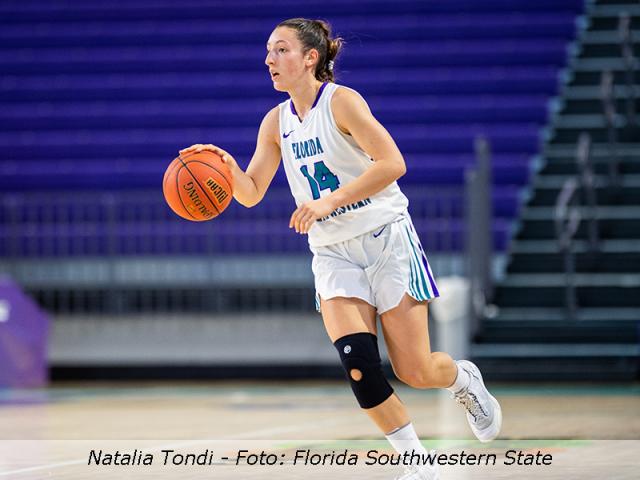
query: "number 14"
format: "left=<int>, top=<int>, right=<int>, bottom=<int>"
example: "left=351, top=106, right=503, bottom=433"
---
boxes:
left=300, top=161, right=340, bottom=200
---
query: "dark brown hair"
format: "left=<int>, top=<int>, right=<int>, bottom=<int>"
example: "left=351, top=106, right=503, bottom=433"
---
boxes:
left=277, top=18, right=343, bottom=82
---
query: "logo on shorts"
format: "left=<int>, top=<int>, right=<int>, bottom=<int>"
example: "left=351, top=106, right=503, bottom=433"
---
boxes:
left=343, top=345, right=351, bottom=354
left=373, top=225, right=387, bottom=238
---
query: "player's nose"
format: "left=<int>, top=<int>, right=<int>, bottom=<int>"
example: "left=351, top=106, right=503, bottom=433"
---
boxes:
left=265, top=51, right=275, bottom=66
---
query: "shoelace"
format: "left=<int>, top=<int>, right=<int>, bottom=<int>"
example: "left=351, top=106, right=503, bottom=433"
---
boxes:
left=454, top=390, right=487, bottom=422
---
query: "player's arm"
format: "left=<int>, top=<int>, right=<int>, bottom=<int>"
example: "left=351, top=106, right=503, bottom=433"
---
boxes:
left=179, top=107, right=281, bottom=208
left=290, top=87, right=406, bottom=233
left=328, top=87, right=406, bottom=207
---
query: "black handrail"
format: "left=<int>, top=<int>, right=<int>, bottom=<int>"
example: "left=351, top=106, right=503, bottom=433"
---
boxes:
left=600, top=70, right=620, bottom=187
left=555, top=178, right=581, bottom=320
left=465, top=135, right=493, bottom=334
left=618, top=12, right=637, bottom=129
left=576, top=132, right=599, bottom=253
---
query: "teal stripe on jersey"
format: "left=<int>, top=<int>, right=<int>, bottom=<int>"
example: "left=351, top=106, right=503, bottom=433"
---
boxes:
left=404, top=225, right=430, bottom=300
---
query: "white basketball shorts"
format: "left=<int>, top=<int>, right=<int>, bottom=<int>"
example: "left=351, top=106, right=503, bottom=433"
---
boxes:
left=310, top=210, right=440, bottom=314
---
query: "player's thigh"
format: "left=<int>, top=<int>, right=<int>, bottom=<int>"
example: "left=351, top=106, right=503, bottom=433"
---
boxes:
left=380, top=293, right=431, bottom=370
left=320, top=296, right=378, bottom=342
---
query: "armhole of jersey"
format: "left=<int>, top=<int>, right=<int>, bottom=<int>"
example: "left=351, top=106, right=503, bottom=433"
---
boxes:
left=277, top=100, right=290, bottom=138
left=277, top=101, right=283, bottom=132
left=273, top=105, right=282, bottom=150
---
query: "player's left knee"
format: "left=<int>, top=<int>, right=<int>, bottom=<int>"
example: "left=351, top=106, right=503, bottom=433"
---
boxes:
left=394, top=354, right=449, bottom=389
left=394, top=368, right=435, bottom=389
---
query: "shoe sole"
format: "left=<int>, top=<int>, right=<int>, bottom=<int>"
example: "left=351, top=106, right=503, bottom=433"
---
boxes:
left=457, top=360, right=503, bottom=443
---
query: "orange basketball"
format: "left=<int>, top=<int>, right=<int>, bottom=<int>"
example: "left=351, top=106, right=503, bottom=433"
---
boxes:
left=163, top=150, right=234, bottom=221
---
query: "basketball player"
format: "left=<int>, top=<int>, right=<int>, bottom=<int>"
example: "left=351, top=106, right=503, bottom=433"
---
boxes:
left=180, top=18, right=501, bottom=479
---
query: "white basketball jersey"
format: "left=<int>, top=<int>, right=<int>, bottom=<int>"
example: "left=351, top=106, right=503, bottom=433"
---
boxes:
left=278, top=82, right=409, bottom=247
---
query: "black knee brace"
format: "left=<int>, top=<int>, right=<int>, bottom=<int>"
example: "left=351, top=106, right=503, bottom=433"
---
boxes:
left=334, top=332, right=394, bottom=409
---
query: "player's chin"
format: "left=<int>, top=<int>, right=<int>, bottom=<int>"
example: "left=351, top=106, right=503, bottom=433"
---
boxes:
left=271, top=78, right=288, bottom=91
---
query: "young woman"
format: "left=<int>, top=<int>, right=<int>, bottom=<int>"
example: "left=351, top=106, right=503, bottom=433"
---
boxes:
left=180, top=18, right=501, bottom=479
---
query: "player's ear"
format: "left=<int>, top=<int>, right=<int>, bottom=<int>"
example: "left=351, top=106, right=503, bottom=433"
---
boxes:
left=305, top=49, right=319, bottom=68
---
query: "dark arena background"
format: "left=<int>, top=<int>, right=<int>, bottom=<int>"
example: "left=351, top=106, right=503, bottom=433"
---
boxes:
left=0, top=0, right=638, bottom=478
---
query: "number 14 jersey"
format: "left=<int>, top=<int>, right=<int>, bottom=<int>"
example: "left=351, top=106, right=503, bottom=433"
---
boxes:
left=278, top=82, right=409, bottom=247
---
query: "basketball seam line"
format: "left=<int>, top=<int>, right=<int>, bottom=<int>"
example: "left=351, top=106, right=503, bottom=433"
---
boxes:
left=174, top=157, right=198, bottom=221
left=174, top=155, right=202, bottom=220
left=178, top=155, right=223, bottom=215
left=176, top=154, right=221, bottom=217
left=187, top=160, right=233, bottom=193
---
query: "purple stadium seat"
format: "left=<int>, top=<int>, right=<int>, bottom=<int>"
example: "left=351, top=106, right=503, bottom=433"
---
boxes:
left=0, top=0, right=583, bottom=256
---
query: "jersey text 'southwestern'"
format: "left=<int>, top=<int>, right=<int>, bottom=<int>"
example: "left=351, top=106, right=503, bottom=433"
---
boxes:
left=278, top=83, right=409, bottom=247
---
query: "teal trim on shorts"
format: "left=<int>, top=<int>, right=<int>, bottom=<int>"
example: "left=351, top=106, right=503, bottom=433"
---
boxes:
left=403, top=225, right=432, bottom=301
left=408, top=221, right=437, bottom=298
left=407, top=241, right=419, bottom=299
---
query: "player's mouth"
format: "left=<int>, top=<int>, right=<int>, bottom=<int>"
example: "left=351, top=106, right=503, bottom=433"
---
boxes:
left=270, top=71, right=280, bottom=80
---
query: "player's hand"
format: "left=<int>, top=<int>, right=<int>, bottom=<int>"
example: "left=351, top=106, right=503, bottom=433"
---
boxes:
left=179, top=144, right=240, bottom=176
left=289, top=197, right=336, bottom=234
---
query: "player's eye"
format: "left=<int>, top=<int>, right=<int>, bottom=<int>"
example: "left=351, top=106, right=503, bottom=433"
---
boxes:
left=278, top=48, right=286, bottom=53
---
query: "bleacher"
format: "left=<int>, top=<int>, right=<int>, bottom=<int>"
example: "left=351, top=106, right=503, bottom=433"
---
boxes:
left=0, top=0, right=581, bottom=260
left=475, top=0, right=640, bottom=380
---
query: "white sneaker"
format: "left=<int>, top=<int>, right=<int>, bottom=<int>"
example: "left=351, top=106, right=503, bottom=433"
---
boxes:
left=394, top=463, right=440, bottom=480
left=453, top=360, right=502, bottom=442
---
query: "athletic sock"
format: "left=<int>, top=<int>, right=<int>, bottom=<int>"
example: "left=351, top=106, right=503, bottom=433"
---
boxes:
left=446, top=362, right=470, bottom=394
left=385, top=422, right=429, bottom=465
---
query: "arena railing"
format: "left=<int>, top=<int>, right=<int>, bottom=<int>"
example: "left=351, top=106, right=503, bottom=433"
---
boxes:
left=618, top=11, right=637, bottom=129
left=555, top=177, right=581, bottom=321
left=0, top=186, right=472, bottom=315
left=465, top=135, right=494, bottom=336
left=600, top=70, right=620, bottom=187
left=576, top=132, right=600, bottom=253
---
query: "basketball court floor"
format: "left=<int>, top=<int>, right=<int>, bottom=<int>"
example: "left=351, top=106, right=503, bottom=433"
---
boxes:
left=0, top=381, right=638, bottom=478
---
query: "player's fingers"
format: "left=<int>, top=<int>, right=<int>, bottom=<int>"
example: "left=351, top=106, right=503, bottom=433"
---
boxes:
left=178, top=144, right=201, bottom=155
left=290, top=205, right=304, bottom=229
left=208, top=147, right=236, bottom=167
left=293, top=210, right=303, bottom=233
left=297, top=211, right=309, bottom=232
left=301, top=210, right=316, bottom=233
left=209, top=146, right=229, bottom=156
left=301, top=213, right=315, bottom=233
left=218, top=153, right=236, bottom=166
left=306, top=214, right=316, bottom=231
left=295, top=208, right=310, bottom=233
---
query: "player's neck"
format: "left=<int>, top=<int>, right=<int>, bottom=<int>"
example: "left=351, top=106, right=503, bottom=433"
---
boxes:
left=288, top=80, right=324, bottom=121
